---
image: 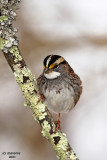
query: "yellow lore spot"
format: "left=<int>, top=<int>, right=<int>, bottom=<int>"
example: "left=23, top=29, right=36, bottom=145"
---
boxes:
left=49, top=63, right=56, bottom=69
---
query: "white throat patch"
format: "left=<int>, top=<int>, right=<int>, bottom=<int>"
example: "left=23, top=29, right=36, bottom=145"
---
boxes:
left=44, top=71, right=60, bottom=79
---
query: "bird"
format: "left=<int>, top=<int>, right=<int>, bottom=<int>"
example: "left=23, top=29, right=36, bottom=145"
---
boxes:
left=37, top=55, right=82, bottom=130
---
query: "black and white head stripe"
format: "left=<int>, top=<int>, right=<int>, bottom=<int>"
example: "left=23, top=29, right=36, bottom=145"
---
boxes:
left=48, top=55, right=61, bottom=67
left=43, top=55, right=66, bottom=68
left=43, top=55, right=51, bottom=68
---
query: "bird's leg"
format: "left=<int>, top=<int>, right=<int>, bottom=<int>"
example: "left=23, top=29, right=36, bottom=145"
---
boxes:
left=55, top=113, right=61, bottom=131
left=38, top=94, right=45, bottom=103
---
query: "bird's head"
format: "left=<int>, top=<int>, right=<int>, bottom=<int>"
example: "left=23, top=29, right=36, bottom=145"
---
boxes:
left=43, top=55, right=66, bottom=79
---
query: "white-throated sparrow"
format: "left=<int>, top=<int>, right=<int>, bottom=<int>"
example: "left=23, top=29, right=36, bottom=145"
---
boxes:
left=37, top=55, right=82, bottom=129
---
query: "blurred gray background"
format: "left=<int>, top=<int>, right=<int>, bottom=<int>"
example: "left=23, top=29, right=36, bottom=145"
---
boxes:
left=0, top=0, right=107, bottom=160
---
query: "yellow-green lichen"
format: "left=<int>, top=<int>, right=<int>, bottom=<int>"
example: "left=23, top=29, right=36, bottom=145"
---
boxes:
left=29, top=94, right=38, bottom=105
left=24, top=100, right=30, bottom=107
left=70, top=152, right=78, bottom=160
left=39, top=112, right=47, bottom=120
left=13, top=65, right=38, bottom=95
left=13, top=63, right=40, bottom=111
left=50, top=132, right=68, bottom=160
left=32, top=109, right=47, bottom=122
left=32, top=102, right=47, bottom=120
left=35, top=102, right=46, bottom=112
left=21, top=82, right=35, bottom=94
left=14, top=68, right=23, bottom=84
left=52, top=133, right=68, bottom=150
left=33, top=114, right=38, bottom=122
left=9, top=46, right=22, bottom=62
left=0, top=37, right=9, bottom=49
left=41, top=120, right=51, bottom=139
left=0, top=16, right=8, bottom=23
left=22, top=67, right=36, bottom=83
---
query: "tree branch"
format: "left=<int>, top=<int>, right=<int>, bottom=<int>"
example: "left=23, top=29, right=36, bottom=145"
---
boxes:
left=0, top=1, right=79, bottom=160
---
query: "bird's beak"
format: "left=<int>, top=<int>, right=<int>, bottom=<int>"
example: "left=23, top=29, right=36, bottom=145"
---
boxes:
left=44, top=67, right=48, bottom=72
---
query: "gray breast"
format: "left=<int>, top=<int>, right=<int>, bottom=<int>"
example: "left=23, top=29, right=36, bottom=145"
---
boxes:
left=42, top=78, right=75, bottom=113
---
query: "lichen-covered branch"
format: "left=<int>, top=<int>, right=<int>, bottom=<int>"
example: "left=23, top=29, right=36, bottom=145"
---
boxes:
left=0, top=1, right=79, bottom=160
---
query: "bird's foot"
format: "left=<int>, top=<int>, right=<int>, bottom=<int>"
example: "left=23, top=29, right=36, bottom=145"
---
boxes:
left=55, top=113, right=61, bottom=131
left=38, top=94, right=45, bottom=103
left=55, top=120, right=61, bottom=131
